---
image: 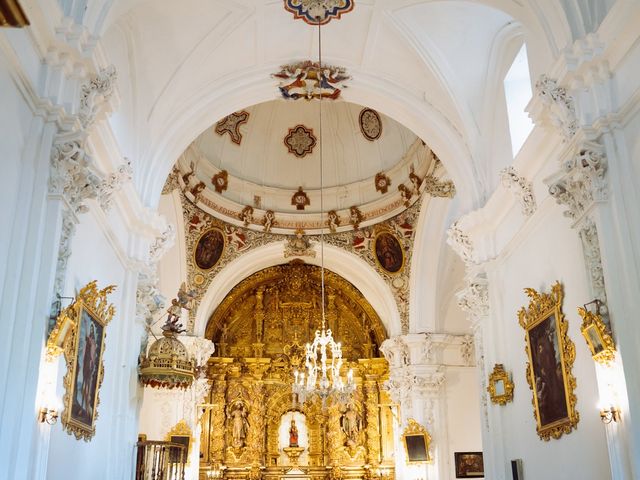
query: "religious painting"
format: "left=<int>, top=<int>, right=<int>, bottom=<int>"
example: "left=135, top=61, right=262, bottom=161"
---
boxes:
left=402, top=419, right=431, bottom=464
left=61, top=281, right=115, bottom=441
left=454, top=452, right=484, bottom=478
left=578, top=304, right=616, bottom=365
left=166, top=420, right=193, bottom=464
left=518, top=282, right=579, bottom=441
left=194, top=228, right=225, bottom=271
left=373, top=231, right=404, bottom=274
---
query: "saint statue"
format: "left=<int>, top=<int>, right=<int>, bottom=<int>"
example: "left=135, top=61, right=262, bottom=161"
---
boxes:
left=289, top=418, right=299, bottom=447
left=229, top=403, right=249, bottom=449
left=341, top=404, right=361, bottom=446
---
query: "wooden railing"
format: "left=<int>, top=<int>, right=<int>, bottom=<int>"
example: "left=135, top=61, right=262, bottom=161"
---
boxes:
left=135, top=440, right=187, bottom=480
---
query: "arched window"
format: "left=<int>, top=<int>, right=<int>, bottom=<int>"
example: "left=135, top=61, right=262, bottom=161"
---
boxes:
left=503, top=44, right=534, bottom=156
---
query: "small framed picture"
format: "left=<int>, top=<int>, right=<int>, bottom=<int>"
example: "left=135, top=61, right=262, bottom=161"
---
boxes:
left=402, top=419, right=431, bottom=464
left=487, top=364, right=514, bottom=405
left=455, top=452, right=484, bottom=478
left=578, top=303, right=616, bottom=365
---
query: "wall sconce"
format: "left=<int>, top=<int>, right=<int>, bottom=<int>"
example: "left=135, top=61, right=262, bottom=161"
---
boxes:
left=38, top=407, right=59, bottom=425
left=600, top=405, right=621, bottom=424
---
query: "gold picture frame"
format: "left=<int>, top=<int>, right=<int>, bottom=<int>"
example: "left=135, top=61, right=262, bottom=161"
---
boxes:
left=487, top=364, right=514, bottom=406
left=371, top=228, right=405, bottom=275
left=165, top=419, right=194, bottom=462
left=60, top=281, right=116, bottom=441
left=518, top=282, right=579, bottom=441
left=193, top=227, right=226, bottom=272
left=578, top=305, right=616, bottom=366
left=402, top=418, right=432, bottom=464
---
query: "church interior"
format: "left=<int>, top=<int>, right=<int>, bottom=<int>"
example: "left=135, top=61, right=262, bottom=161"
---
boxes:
left=1, top=1, right=640, bottom=479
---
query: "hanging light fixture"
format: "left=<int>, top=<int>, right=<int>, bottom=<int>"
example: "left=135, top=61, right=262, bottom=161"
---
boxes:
left=292, top=15, right=355, bottom=406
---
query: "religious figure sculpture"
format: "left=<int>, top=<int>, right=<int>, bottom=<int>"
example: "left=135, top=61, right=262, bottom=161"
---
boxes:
left=289, top=418, right=299, bottom=447
left=341, top=404, right=361, bottom=446
left=229, top=403, right=249, bottom=449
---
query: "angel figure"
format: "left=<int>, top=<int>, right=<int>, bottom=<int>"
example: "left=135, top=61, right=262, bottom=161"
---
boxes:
left=327, top=210, right=340, bottom=233
left=263, top=210, right=275, bottom=233
left=409, top=165, right=422, bottom=194
left=176, top=282, right=197, bottom=310
left=398, top=184, right=412, bottom=207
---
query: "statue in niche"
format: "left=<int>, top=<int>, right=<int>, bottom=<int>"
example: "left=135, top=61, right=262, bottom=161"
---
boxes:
left=289, top=418, right=299, bottom=447
left=229, top=403, right=249, bottom=449
left=341, top=404, right=362, bottom=447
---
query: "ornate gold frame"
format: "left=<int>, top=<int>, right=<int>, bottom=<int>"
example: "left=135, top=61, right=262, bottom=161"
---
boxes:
left=402, top=418, right=432, bottom=464
left=60, top=281, right=116, bottom=441
left=487, top=364, right=514, bottom=406
left=193, top=227, right=226, bottom=272
left=518, top=282, right=579, bottom=441
left=166, top=419, right=194, bottom=460
left=578, top=306, right=616, bottom=365
left=371, top=228, right=405, bottom=276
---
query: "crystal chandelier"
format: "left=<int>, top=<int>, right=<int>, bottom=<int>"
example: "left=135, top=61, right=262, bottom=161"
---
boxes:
left=292, top=15, right=355, bottom=406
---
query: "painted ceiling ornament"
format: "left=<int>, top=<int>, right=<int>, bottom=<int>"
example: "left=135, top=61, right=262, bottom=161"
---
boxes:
left=214, top=110, right=250, bottom=145
left=398, top=184, right=412, bottom=207
left=374, top=172, right=391, bottom=194
left=273, top=61, right=349, bottom=101
left=291, top=187, right=311, bottom=210
left=327, top=210, right=340, bottom=233
left=349, top=206, right=364, bottom=230
left=240, top=205, right=254, bottom=227
left=283, top=0, right=355, bottom=25
left=359, top=108, right=382, bottom=141
left=284, top=125, right=317, bottom=157
left=212, top=170, right=229, bottom=194
left=263, top=210, right=276, bottom=233
left=284, top=228, right=316, bottom=258
left=190, top=181, right=206, bottom=203
left=409, top=165, right=422, bottom=195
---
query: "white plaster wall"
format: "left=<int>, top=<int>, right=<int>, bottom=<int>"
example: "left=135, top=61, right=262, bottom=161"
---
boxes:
left=483, top=204, right=611, bottom=480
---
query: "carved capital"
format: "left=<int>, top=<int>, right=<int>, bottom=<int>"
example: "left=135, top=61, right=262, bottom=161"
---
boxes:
left=533, top=75, right=578, bottom=140
left=500, top=166, right=536, bottom=216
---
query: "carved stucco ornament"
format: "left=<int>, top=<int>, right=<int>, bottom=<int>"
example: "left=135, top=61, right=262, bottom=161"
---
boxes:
left=500, top=166, right=536, bottom=216
left=534, top=75, right=578, bottom=140
left=215, top=111, right=249, bottom=145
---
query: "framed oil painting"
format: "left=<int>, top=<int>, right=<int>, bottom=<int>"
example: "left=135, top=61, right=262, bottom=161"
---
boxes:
left=61, top=281, right=116, bottom=441
left=194, top=228, right=225, bottom=271
left=373, top=230, right=404, bottom=274
left=454, top=452, right=484, bottom=478
left=402, top=419, right=431, bottom=464
left=518, top=282, right=579, bottom=441
left=578, top=304, right=616, bottom=365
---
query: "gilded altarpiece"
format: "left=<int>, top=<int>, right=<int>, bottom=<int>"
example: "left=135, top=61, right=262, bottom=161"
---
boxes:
left=199, top=263, right=395, bottom=479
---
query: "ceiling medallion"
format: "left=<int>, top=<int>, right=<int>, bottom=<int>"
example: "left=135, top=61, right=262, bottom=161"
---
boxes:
left=359, top=108, right=382, bottom=141
left=274, top=61, right=349, bottom=101
left=283, top=0, right=355, bottom=25
left=211, top=170, right=228, bottom=194
left=284, top=125, right=317, bottom=157
left=375, top=172, right=391, bottom=194
left=214, top=110, right=249, bottom=145
left=291, top=187, right=311, bottom=210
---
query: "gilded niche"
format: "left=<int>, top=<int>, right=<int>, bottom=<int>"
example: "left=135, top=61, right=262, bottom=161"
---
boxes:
left=200, top=262, right=396, bottom=479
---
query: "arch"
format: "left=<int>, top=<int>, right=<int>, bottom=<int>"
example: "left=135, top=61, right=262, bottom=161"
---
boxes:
left=193, top=241, right=402, bottom=338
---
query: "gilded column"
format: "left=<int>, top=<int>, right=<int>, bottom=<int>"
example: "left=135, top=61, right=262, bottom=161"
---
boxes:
left=326, top=403, right=343, bottom=467
left=246, top=382, right=266, bottom=466
left=364, top=379, right=381, bottom=467
left=209, top=378, right=227, bottom=464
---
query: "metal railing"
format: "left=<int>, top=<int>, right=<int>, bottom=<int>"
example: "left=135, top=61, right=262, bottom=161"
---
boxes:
left=135, top=440, right=187, bottom=480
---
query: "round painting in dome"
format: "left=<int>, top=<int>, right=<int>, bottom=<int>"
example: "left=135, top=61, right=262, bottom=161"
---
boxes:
left=373, top=232, right=404, bottom=274
left=359, top=108, right=382, bottom=141
left=194, top=228, right=225, bottom=271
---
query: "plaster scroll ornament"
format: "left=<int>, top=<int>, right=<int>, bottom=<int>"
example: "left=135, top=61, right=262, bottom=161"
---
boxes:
left=284, top=124, right=317, bottom=157
left=460, top=335, right=474, bottom=366
left=456, top=281, right=489, bottom=319
left=547, top=145, right=607, bottom=220
left=499, top=166, right=536, bottom=216
left=79, top=65, right=117, bottom=129
left=97, top=158, right=133, bottom=211
left=136, top=267, right=165, bottom=326
left=359, top=108, right=382, bottom=141
left=446, top=221, right=475, bottom=266
left=327, top=210, right=340, bottom=232
left=214, top=110, right=249, bottom=145
left=578, top=218, right=608, bottom=307
left=283, top=0, right=355, bottom=25
left=240, top=205, right=254, bottom=227
left=263, top=210, right=276, bottom=233
left=291, top=186, right=311, bottom=210
left=273, top=61, right=350, bottom=101
left=49, top=213, right=77, bottom=330
left=212, top=170, right=229, bottom=193
left=534, top=75, right=578, bottom=140
left=374, top=172, right=391, bottom=194
left=349, top=206, right=364, bottom=230
left=398, top=184, right=412, bottom=207
left=422, top=174, right=456, bottom=198
left=149, top=224, right=176, bottom=263
left=284, top=228, right=316, bottom=258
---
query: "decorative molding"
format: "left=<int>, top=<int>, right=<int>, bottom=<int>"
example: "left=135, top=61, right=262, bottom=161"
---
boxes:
left=547, top=143, right=607, bottom=220
left=97, top=159, right=133, bottom=211
left=422, top=174, right=456, bottom=198
left=284, top=125, right=316, bottom=157
left=456, top=280, right=489, bottom=319
left=283, top=0, right=355, bottom=25
left=214, top=111, right=249, bottom=145
left=446, top=221, right=475, bottom=266
left=533, top=75, right=578, bottom=140
left=79, top=65, right=117, bottom=129
left=149, top=224, right=176, bottom=263
left=499, top=166, right=536, bottom=216
left=578, top=218, right=607, bottom=306
left=273, top=61, right=349, bottom=101
left=359, top=108, right=382, bottom=141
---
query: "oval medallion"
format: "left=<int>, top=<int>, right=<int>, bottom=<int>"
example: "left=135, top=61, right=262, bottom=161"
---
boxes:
left=194, top=228, right=225, bottom=271
left=373, top=232, right=404, bottom=274
left=359, top=108, right=382, bottom=141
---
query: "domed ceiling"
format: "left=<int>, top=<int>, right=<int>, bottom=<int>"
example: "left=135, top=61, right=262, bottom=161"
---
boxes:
left=174, top=100, right=452, bottom=233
